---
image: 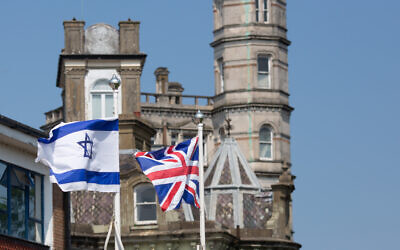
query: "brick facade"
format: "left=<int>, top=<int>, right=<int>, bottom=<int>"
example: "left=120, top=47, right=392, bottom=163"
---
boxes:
left=52, top=185, right=66, bottom=250
left=0, top=234, right=49, bottom=250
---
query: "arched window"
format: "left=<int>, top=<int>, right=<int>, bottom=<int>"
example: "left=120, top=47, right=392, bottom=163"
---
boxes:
left=259, top=125, right=273, bottom=160
left=133, top=183, right=157, bottom=224
left=90, top=79, right=114, bottom=119
left=257, top=54, right=271, bottom=88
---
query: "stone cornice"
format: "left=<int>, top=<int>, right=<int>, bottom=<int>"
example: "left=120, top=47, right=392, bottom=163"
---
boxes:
left=64, top=67, right=87, bottom=76
left=212, top=103, right=294, bottom=114
left=56, top=53, right=147, bottom=87
left=211, top=34, right=291, bottom=47
left=214, top=88, right=289, bottom=99
left=118, top=67, right=142, bottom=75
left=213, top=22, right=288, bottom=35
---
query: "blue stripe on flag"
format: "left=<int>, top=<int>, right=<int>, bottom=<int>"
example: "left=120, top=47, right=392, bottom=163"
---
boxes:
left=154, top=183, right=173, bottom=204
left=174, top=139, right=191, bottom=153
left=50, top=169, right=120, bottom=185
left=39, top=119, right=118, bottom=144
left=135, top=157, right=162, bottom=172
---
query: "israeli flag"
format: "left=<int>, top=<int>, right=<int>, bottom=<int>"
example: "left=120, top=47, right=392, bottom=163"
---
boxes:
left=36, top=119, right=120, bottom=192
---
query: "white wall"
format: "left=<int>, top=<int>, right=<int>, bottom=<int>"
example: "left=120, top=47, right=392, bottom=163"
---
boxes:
left=0, top=124, right=53, bottom=248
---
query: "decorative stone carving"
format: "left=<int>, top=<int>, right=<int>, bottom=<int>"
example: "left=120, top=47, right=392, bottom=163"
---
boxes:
left=118, top=67, right=143, bottom=75
left=64, top=67, right=87, bottom=76
left=85, top=23, right=119, bottom=54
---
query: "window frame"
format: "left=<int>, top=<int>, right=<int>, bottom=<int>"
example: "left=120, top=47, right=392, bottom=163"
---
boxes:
left=217, top=58, right=225, bottom=93
left=170, top=132, right=178, bottom=146
left=257, top=54, right=271, bottom=89
left=133, top=183, right=157, bottom=225
left=0, top=160, right=44, bottom=243
left=90, top=79, right=119, bottom=119
left=259, top=125, right=273, bottom=160
left=255, top=0, right=269, bottom=23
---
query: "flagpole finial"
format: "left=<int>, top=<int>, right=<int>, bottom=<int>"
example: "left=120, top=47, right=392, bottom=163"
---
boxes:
left=194, top=110, right=204, bottom=124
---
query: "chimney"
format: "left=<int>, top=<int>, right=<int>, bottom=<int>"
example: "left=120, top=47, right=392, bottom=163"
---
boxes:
left=154, top=67, right=169, bottom=94
left=119, top=19, right=140, bottom=54
left=63, top=18, right=85, bottom=54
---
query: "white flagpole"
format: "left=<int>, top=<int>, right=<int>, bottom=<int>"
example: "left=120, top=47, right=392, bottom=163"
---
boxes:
left=196, top=110, right=206, bottom=250
left=109, top=74, right=123, bottom=250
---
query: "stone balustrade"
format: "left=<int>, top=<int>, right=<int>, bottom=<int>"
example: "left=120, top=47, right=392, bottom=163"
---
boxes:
left=45, top=107, right=63, bottom=125
left=141, top=92, right=213, bottom=106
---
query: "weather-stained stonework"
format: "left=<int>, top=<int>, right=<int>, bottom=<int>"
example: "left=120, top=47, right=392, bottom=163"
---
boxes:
left=85, top=24, right=119, bottom=54
left=44, top=0, right=300, bottom=249
left=243, top=192, right=272, bottom=229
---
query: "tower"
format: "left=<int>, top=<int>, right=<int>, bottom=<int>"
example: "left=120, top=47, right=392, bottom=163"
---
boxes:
left=41, top=2, right=300, bottom=248
left=211, top=0, right=292, bottom=188
left=54, top=19, right=155, bottom=240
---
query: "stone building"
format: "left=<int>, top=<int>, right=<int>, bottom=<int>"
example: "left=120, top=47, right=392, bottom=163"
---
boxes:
left=43, top=0, right=300, bottom=249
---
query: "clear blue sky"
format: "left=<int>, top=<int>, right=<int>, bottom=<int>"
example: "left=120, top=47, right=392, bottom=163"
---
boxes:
left=1, top=1, right=399, bottom=249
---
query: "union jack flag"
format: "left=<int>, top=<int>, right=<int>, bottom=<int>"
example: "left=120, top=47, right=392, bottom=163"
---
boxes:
left=134, top=137, right=200, bottom=211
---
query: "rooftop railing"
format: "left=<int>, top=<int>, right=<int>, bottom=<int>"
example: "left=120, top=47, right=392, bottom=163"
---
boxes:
left=141, top=92, right=213, bottom=106
left=45, top=107, right=63, bottom=124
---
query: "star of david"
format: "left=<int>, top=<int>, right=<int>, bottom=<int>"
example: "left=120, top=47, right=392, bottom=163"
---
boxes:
left=77, top=133, right=94, bottom=159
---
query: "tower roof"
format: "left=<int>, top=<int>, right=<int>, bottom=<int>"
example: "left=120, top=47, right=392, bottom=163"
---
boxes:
left=204, top=138, right=270, bottom=229
left=204, top=137, right=261, bottom=190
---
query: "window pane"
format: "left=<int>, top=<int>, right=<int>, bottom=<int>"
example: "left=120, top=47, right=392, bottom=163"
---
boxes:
left=0, top=163, right=7, bottom=211
left=0, top=211, right=7, bottom=234
left=264, top=0, right=268, bottom=21
left=217, top=58, right=224, bottom=92
left=29, top=175, right=41, bottom=220
left=11, top=187, right=25, bottom=238
left=260, top=143, right=272, bottom=159
left=183, top=134, right=195, bottom=142
left=28, top=220, right=42, bottom=243
left=260, top=126, right=271, bottom=142
left=171, top=134, right=177, bottom=145
left=29, top=185, right=34, bottom=217
left=92, top=94, right=102, bottom=119
left=258, top=56, right=269, bottom=72
left=150, top=136, right=154, bottom=145
left=255, top=0, right=259, bottom=22
left=137, top=204, right=157, bottom=221
left=105, top=94, right=114, bottom=118
left=11, top=167, right=29, bottom=188
left=257, top=73, right=270, bottom=88
left=136, top=185, right=155, bottom=203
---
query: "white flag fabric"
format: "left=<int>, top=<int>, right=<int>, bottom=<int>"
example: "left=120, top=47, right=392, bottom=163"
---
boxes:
left=35, top=119, right=120, bottom=192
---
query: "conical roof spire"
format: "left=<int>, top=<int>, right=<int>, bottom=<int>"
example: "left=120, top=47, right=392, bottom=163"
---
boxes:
left=204, top=138, right=272, bottom=229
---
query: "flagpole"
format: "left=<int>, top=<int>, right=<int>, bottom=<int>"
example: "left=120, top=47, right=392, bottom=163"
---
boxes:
left=195, top=110, right=206, bottom=250
left=109, top=74, right=123, bottom=250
